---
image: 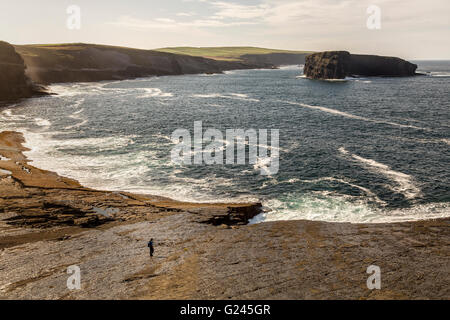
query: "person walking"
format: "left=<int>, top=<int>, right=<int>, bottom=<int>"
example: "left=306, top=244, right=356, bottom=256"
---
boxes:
left=148, top=238, right=154, bottom=257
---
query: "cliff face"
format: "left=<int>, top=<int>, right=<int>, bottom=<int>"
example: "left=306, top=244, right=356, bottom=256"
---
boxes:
left=304, top=51, right=351, bottom=79
left=0, top=41, right=46, bottom=102
left=240, top=53, right=308, bottom=66
left=304, top=51, right=417, bottom=79
left=14, top=44, right=272, bottom=84
left=13, top=44, right=311, bottom=85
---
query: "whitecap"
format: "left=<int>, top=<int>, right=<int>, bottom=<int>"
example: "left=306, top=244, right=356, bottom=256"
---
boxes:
left=138, top=88, right=173, bottom=98
left=65, top=119, right=88, bottom=130
left=1, top=109, right=27, bottom=121
left=192, top=93, right=259, bottom=102
left=34, top=118, right=51, bottom=127
left=429, top=72, right=450, bottom=77
left=283, top=101, right=429, bottom=131
left=339, top=147, right=421, bottom=200
left=250, top=194, right=450, bottom=224
left=65, top=107, right=88, bottom=129
left=0, top=169, right=12, bottom=176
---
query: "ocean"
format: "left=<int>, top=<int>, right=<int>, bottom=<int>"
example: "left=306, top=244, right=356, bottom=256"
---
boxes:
left=1, top=62, right=449, bottom=223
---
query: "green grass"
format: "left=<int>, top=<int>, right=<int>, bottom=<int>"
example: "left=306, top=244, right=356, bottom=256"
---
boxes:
left=155, top=46, right=312, bottom=61
left=16, top=44, right=312, bottom=60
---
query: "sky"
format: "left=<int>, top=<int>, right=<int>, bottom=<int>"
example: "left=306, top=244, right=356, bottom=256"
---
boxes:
left=1, top=0, right=449, bottom=59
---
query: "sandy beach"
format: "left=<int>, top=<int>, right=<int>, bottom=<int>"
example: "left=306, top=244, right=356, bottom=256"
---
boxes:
left=0, top=130, right=448, bottom=299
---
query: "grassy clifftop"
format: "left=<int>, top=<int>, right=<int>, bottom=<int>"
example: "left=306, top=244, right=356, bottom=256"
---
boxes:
left=156, top=46, right=312, bottom=61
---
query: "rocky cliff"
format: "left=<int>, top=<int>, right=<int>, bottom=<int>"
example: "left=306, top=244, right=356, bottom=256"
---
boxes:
left=304, top=51, right=417, bottom=79
left=0, top=41, right=47, bottom=102
left=14, top=44, right=273, bottom=84
left=241, top=52, right=308, bottom=66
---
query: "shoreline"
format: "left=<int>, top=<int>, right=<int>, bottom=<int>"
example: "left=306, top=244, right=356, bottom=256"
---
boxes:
left=0, top=130, right=262, bottom=221
left=6, top=118, right=450, bottom=224
left=0, top=130, right=449, bottom=299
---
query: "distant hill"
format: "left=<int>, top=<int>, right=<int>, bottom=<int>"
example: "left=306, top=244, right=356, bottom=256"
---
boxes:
left=12, top=43, right=312, bottom=84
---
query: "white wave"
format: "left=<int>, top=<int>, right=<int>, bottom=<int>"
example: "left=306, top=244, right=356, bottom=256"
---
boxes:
left=253, top=157, right=272, bottom=174
left=394, top=136, right=450, bottom=145
left=34, top=118, right=51, bottom=127
left=278, top=65, right=302, bottom=70
left=19, top=130, right=252, bottom=204
left=284, top=101, right=429, bottom=131
left=0, top=169, right=12, bottom=176
left=22, top=131, right=137, bottom=156
left=20, top=130, right=151, bottom=189
left=290, top=175, right=386, bottom=206
left=230, top=93, right=249, bottom=98
left=152, top=133, right=179, bottom=144
left=138, top=88, right=173, bottom=98
left=72, top=108, right=85, bottom=115
left=339, top=147, right=421, bottom=200
left=50, top=83, right=131, bottom=97
left=192, top=94, right=223, bottom=98
left=192, top=93, right=259, bottom=102
left=323, top=78, right=348, bottom=82
left=65, top=119, right=88, bottom=130
left=429, top=72, right=450, bottom=77
left=49, top=84, right=86, bottom=97
left=249, top=194, right=377, bottom=224
left=65, top=107, right=88, bottom=129
left=299, top=76, right=372, bottom=83
left=70, top=98, right=85, bottom=108
left=1, top=109, right=27, bottom=121
left=250, top=194, right=450, bottom=224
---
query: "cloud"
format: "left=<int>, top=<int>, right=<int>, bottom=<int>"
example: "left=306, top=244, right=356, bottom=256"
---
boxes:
left=176, top=12, right=195, bottom=17
left=107, top=0, right=450, bottom=57
left=210, top=1, right=270, bottom=20
left=110, top=15, right=257, bottom=30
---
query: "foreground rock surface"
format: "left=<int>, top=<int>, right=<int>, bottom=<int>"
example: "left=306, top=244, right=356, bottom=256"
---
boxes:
left=0, top=131, right=449, bottom=299
left=304, top=51, right=418, bottom=79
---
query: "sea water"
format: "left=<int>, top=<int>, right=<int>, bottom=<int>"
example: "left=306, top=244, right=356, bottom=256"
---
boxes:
left=1, top=62, right=449, bottom=223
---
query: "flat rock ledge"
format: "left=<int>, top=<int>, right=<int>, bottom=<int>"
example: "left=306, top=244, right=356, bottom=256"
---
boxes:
left=0, top=131, right=449, bottom=300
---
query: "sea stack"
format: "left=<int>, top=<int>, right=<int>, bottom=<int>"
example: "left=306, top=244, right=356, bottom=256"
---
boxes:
left=0, top=41, right=46, bottom=102
left=304, top=51, right=418, bottom=79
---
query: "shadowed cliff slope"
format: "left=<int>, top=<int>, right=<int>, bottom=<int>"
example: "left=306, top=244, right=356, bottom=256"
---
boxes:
left=14, top=44, right=304, bottom=84
left=0, top=41, right=47, bottom=102
left=304, top=51, right=418, bottom=79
